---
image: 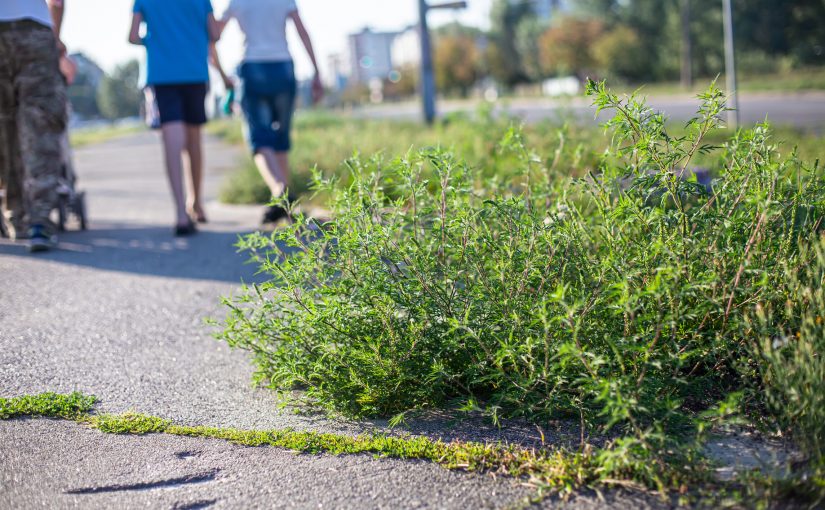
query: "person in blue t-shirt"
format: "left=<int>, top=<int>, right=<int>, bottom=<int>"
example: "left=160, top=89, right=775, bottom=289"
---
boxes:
left=128, top=0, right=220, bottom=236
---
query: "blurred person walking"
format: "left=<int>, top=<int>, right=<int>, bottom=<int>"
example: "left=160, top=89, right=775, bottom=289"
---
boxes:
left=0, top=0, right=68, bottom=252
left=213, top=0, right=322, bottom=225
left=129, top=0, right=220, bottom=236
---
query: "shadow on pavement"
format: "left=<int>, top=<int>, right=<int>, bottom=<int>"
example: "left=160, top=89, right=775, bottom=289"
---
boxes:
left=0, top=224, right=266, bottom=284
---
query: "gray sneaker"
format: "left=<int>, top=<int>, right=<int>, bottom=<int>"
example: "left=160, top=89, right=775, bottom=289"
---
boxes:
left=27, top=224, right=57, bottom=253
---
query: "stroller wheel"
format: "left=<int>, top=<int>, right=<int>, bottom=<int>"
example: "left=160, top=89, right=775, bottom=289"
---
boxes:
left=57, top=196, right=68, bottom=232
left=77, top=192, right=87, bottom=231
left=0, top=197, right=7, bottom=238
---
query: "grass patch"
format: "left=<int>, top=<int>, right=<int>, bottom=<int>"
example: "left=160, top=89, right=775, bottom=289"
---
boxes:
left=70, top=123, right=145, bottom=148
left=593, top=67, right=825, bottom=97
left=208, top=108, right=606, bottom=206
left=0, top=392, right=96, bottom=420
left=210, top=107, right=823, bottom=208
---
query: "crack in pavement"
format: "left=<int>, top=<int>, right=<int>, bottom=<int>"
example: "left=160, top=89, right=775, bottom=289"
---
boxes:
left=64, top=468, right=221, bottom=495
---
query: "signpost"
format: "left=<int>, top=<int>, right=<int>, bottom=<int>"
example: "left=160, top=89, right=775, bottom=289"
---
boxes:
left=723, top=0, right=739, bottom=128
left=418, top=1, right=468, bottom=124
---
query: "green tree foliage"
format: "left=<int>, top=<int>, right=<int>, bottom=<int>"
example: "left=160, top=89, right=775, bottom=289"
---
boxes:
left=486, top=0, right=533, bottom=86
left=538, top=17, right=606, bottom=79
left=734, top=0, right=825, bottom=66
left=434, top=34, right=483, bottom=96
left=515, top=17, right=549, bottom=82
left=97, top=60, right=142, bottom=120
left=591, top=26, right=647, bottom=82
left=573, top=0, right=824, bottom=81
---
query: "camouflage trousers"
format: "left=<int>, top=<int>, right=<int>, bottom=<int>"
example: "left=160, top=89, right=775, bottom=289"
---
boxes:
left=0, top=20, right=67, bottom=238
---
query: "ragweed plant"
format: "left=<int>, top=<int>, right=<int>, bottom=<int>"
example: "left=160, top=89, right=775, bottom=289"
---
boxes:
left=219, top=82, right=824, bottom=492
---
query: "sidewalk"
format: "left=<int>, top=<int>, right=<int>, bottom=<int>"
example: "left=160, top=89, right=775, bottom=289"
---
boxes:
left=0, top=132, right=662, bottom=509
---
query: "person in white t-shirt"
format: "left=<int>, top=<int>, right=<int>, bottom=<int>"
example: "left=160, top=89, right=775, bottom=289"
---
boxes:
left=214, top=0, right=322, bottom=224
left=0, top=0, right=68, bottom=252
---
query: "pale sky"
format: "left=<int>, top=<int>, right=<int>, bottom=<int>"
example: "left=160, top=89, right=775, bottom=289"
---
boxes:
left=61, top=0, right=493, bottom=79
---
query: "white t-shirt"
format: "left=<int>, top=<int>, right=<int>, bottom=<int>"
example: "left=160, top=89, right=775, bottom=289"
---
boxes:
left=0, top=0, right=51, bottom=27
left=222, top=0, right=297, bottom=63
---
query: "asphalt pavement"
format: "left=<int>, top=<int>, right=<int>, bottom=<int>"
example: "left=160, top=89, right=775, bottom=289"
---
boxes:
left=356, top=91, right=825, bottom=131
left=0, top=132, right=669, bottom=509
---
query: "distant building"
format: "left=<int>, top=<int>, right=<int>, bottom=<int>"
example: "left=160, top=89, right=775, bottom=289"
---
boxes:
left=348, top=27, right=400, bottom=83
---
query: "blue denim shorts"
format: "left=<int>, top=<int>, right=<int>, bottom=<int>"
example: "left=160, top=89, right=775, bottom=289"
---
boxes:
left=239, top=61, right=297, bottom=153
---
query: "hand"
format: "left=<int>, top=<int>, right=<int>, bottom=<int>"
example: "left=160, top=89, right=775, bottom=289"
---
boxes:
left=222, top=76, right=235, bottom=91
left=311, top=75, right=324, bottom=105
left=55, top=37, right=67, bottom=56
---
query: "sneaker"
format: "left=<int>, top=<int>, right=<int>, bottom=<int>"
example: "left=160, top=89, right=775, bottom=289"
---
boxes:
left=27, top=224, right=57, bottom=253
left=261, top=204, right=290, bottom=224
left=261, top=194, right=297, bottom=225
left=174, top=221, right=198, bottom=237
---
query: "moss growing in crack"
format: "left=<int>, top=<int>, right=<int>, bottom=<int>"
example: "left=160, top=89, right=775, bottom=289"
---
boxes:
left=0, top=391, right=701, bottom=499
left=91, top=412, right=171, bottom=435
left=0, top=392, right=96, bottom=420
left=5, top=391, right=822, bottom=507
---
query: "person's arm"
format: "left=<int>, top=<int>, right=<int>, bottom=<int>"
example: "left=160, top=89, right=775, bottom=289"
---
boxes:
left=209, top=43, right=233, bottom=90
left=128, top=12, right=143, bottom=45
left=288, top=10, right=323, bottom=104
left=207, top=13, right=221, bottom=42
left=47, top=0, right=66, bottom=53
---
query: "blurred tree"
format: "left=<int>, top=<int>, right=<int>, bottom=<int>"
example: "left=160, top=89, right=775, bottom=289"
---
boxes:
left=592, top=25, right=647, bottom=82
left=733, top=0, right=825, bottom=66
left=516, top=17, right=550, bottom=81
left=538, top=17, right=606, bottom=79
left=384, top=65, right=419, bottom=100
left=67, top=73, right=100, bottom=119
left=571, top=0, right=825, bottom=81
left=66, top=55, right=103, bottom=118
left=97, top=60, right=142, bottom=120
left=487, top=0, right=533, bottom=86
left=434, top=33, right=483, bottom=96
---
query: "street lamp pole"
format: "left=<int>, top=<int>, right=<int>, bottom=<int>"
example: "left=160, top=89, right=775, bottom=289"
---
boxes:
left=723, top=0, right=739, bottom=128
left=418, top=1, right=467, bottom=125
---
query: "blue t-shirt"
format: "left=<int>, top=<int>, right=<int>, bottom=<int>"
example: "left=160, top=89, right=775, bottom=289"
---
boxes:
left=133, top=0, right=213, bottom=85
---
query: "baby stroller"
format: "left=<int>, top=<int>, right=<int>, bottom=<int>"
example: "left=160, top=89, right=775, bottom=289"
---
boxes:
left=55, top=130, right=87, bottom=232
left=0, top=136, right=86, bottom=236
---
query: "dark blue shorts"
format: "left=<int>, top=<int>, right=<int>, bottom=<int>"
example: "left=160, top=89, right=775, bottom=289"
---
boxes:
left=239, top=61, right=296, bottom=153
left=152, top=83, right=208, bottom=126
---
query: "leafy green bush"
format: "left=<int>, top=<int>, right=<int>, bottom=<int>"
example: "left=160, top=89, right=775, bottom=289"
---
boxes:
left=750, top=238, right=825, bottom=467
left=219, top=83, right=824, bottom=477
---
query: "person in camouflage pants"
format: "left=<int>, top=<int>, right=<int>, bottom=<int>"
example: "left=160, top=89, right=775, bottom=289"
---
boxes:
left=0, top=3, right=67, bottom=251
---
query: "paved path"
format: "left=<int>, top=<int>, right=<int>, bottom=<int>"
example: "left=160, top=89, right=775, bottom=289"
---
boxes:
left=357, top=91, right=825, bottom=131
left=0, top=132, right=664, bottom=509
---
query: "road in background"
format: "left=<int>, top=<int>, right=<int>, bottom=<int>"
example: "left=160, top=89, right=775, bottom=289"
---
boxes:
left=356, top=92, right=825, bottom=131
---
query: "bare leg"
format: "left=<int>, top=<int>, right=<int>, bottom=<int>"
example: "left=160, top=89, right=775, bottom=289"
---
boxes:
left=184, top=124, right=206, bottom=222
left=253, top=148, right=290, bottom=198
left=160, top=121, right=189, bottom=227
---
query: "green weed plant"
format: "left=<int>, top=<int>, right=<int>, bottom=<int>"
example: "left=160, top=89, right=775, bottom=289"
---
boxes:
left=219, top=83, right=825, bottom=494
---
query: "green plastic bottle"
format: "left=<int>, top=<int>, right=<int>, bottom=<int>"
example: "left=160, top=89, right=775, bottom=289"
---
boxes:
left=222, top=88, right=235, bottom=116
